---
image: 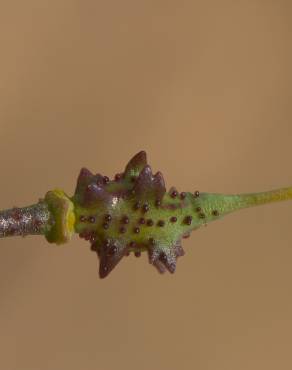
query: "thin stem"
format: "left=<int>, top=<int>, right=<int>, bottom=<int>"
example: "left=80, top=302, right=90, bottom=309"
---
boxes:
left=238, top=186, right=292, bottom=208
left=199, top=186, right=292, bottom=220
left=0, top=201, right=51, bottom=239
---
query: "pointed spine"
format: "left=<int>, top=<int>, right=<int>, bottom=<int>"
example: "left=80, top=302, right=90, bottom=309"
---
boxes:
left=133, top=165, right=166, bottom=201
left=92, top=239, right=129, bottom=279
left=124, top=150, right=147, bottom=179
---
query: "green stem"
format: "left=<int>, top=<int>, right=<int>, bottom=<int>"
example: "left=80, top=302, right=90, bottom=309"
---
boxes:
left=237, top=186, right=292, bottom=208
left=200, top=186, right=292, bottom=221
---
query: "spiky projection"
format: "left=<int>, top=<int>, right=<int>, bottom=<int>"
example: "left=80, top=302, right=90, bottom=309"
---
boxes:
left=1, top=150, right=292, bottom=279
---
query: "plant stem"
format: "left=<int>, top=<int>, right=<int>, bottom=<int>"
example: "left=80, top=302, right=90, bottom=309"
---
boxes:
left=0, top=201, right=51, bottom=239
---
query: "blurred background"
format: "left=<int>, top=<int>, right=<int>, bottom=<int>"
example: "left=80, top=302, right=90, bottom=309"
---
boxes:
left=0, top=1, right=292, bottom=369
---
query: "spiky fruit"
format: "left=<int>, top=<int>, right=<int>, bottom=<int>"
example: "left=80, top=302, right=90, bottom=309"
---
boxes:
left=71, top=151, right=199, bottom=278
left=69, top=150, right=292, bottom=278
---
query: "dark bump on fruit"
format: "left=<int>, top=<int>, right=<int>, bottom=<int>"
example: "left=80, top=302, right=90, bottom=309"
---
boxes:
left=155, top=199, right=161, bottom=207
left=170, top=216, right=177, bottom=223
left=103, top=222, right=109, bottom=229
left=180, top=192, right=186, bottom=199
left=80, top=215, right=86, bottom=222
left=108, top=247, right=117, bottom=255
left=114, top=173, right=122, bottom=181
left=199, top=213, right=205, bottom=219
left=133, top=227, right=140, bottom=233
left=159, top=252, right=167, bottom=262
left=121, top=215, right=129, bottom=224
left=135, top=251, right=141, bottom=257
left=129, top=241, right=136, bottom=248
left=139, top=217, right=146, bottom=224
left=104, top=238, right=111, bottom=247
left=103, top=175, right=109, bottom=183
left=170, top=189, right=178, bottom=198
left=109, top=245, right=118, bottom=255
left=104, top=214, right=112, bottom=222
left=212, top=210, right=219, bottom=216
left=184, top=215, right=192, bottom=225
left=146, top=219, right=154, bottom=226
left=157, top=220, right=165, bottom=227
left=89, top=216, right=96, bottom=223
left=142, top=203, right=150, bottom=213
left=194, top=190, right=200, bottom=197
left=196, top=207, right=202, bottom=212
left=119, top=226, right=126, bottom=233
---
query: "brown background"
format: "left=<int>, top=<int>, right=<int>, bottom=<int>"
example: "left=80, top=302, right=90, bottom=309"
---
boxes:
left=0, top=1, right=292, bottom=369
